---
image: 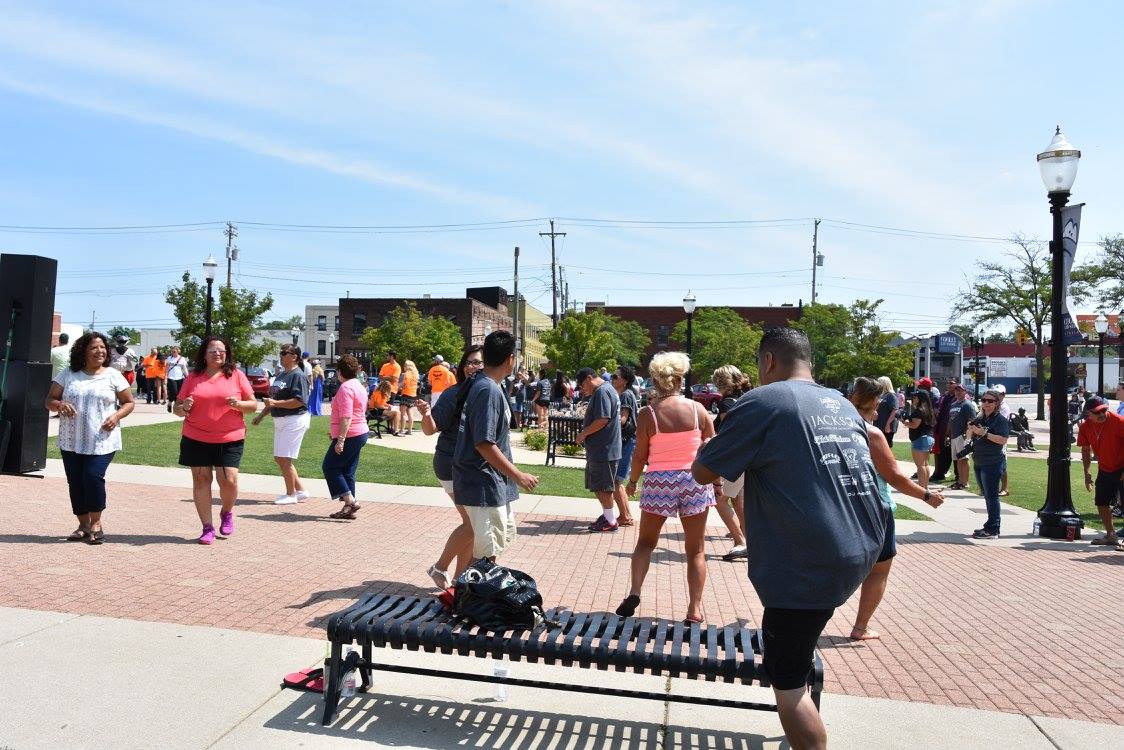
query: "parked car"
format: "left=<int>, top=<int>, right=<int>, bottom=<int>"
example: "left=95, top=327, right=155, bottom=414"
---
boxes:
left=243, top=366, right=272, bottom=399
left=690, top=383, right=722, bottom=412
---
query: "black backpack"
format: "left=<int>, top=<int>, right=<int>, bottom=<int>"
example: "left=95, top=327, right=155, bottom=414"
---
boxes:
left=452, top=559, right=557, bottom=631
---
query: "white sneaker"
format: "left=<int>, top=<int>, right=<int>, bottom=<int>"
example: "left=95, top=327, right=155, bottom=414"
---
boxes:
left=274, top=494, right=299, bottom=505
left=294, top=491, right=309, bottom=502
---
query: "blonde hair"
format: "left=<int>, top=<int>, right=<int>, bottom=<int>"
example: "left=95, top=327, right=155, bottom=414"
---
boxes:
left=875, top=376, right=893, bottom=395
left=403, top=359, right=419, bottom=378
left=712, top=365, right=752, bottom=396
left=648, top=351, right=690, bottom=395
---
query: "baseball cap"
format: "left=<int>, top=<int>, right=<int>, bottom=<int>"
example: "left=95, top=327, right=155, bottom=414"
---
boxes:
left=917, top=377, right=934, bottom=388
left=1088, top=396, right=1109, bottom=413
left=992, top=383, right=1007, bottom=394
left=433, top=355, right=444, bottom=363
left=953, top=382, right=966, bottom=391
left=115, top=335, right=128, bottom=343
left=947, top=376, right=960, bottom=384
left=574, top=367, right=597, bottom=386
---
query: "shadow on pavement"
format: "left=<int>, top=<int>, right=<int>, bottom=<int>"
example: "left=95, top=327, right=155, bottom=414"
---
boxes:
left=0, top=532, right=192, bottom=546
left=265, top=692, right=788, bottom=749
left=1069, top=553, right=1124, bottom=566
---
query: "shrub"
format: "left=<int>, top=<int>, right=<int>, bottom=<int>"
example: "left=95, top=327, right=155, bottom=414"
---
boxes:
left=522, top=429, right=548, bottom=451
left=560, top=443, right=583, bottom=456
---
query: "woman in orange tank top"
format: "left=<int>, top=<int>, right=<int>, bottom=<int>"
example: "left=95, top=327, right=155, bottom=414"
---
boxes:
left=617, top=351, right=715, bottom=624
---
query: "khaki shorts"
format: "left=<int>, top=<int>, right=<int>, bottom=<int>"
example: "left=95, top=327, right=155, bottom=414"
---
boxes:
left=464, top=503, right=517, bottom=558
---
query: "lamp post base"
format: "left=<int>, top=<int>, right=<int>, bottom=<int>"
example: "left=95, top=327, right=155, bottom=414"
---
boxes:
left=1036, top=510, right=1084, bottom=539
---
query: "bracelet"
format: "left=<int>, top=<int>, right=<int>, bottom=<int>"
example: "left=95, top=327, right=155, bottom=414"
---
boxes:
left=923, top=489, right=930, bottom=502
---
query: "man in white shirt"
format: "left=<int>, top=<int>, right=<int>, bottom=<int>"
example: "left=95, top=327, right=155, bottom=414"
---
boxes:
left=164, top=345, right=189, bottom=413
left=106, top=335, right=139, bottom=386
left=50, top=333, right=70, bottom=378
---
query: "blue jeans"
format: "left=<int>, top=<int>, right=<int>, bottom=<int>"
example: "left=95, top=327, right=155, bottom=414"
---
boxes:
left=60, top=450, right=115, bottom=515
left=616, top=437, right=637, bottom=483
left=322, top=433, right=368, bottom=500
left=974, top=457, right=1006, bottom=533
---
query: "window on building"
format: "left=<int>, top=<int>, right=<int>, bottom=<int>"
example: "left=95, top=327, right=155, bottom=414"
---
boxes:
left=317, top=340, right=326, bottom=355
left=317, top=315, right=327, bottom=331
left=656, top=324, right=670, bottom=347
left=354, top=313, right=367, bottom=334
left=334, top=315, right=340, bottom=331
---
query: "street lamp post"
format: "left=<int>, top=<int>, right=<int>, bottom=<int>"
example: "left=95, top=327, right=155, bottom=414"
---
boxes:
left=290, top=326, right=300, bottom=347
left=329, top=332, right=337, bottom=362
left=973, top=333, right=983, bottom=401
left=202, top=255, right=218, bottom=337
left=1094, top=313, right=1108, bottom=397
left=1036, top=126, right=1083, bottom=539
left=683, top=291, right=697, bottom=395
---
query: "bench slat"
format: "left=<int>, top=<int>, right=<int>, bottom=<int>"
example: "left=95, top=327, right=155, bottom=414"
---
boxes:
left=704, top=625, right=719, bottom=682
left=560, top=612, right=588, bottom=666
left=594, top=614, right=620, bottom=671
left=651, top=619, right=670, bottom=677
left=578, top=612, right=605, bottom=669
left=613, top=617, right=639, bottom=672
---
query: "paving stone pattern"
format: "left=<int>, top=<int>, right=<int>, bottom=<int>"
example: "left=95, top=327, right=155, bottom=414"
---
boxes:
left=0, top=474, right=1121, bottom=725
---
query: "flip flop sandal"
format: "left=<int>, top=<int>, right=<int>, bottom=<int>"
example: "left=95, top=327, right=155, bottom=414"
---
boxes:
left=67, top=528, right=90, bottom=542
left=86, top=530, right=105, bottom=545
left=329, top=503, right=360, bottom=520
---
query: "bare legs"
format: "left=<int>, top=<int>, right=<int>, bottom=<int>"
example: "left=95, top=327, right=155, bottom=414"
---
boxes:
left=399, top=404, right=413, bottom=434
left=713, top=492, right=745, bottom=547
left=435, top=501, right=474, bottom=577
left=190, top=466, right=239, bottom=526
left=626, top=509, right=710, bottom=621
left=274, top=456, right=304, bottom=497
left=850, top=558, right=892, bottom=639
left=612, top=482, right=635, bottom=525
left=911, top=450, right=930, bottom=489
left=774, top=687, right=828, bottom=750
left=73, top=511, right=103, bottom=535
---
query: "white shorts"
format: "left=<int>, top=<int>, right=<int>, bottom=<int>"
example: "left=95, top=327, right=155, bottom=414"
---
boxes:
left=951, top=435, right=969, bottom=458
left=273, top=413, right=311, bottom=459
left=721, top=474, right=745, bottom=499
left=464, top=503, right=517, bottom=558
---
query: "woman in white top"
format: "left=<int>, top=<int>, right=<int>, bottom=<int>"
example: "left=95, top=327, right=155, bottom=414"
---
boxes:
left=44, top=331, right=135, bottom=544
left=164, top=345, right=189, bottom=414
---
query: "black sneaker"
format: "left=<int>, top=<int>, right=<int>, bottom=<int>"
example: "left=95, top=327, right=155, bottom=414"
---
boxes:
left=588, top=516, right=619, bottom=533
left=1113, top=505, right=1123, bottom=519
left=971, top=528, right=999, bottom=539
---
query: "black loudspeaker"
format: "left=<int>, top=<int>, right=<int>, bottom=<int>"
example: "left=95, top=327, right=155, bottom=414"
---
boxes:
left=0, top=254, right=58, bottom=363
left=0, top=361, right=51, bottom=474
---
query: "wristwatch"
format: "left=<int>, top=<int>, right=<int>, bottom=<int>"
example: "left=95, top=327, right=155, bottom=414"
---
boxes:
left=923, top=489, right=930, bottom=502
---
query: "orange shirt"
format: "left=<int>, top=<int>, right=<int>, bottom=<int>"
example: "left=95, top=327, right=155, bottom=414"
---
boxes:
left=368, top=389, right=390, bottom=411
left=143, top=354, right=160, bottom=378
left=401, top=371, right=418, bottom=397
left=152, top=359, right=167, bottom=379
left=1077, top=411, right=1124, bottom=472
left=379, top=361, right=401, bottom=393
left=428, top=365, right=456, bottom=394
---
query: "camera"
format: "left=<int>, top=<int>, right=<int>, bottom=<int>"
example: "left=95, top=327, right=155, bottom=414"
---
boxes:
left=955, top=416, right=986, bottom=460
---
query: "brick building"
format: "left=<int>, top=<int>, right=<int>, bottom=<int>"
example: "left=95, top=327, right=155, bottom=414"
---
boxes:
left=337, top=288, right=513, bottom=366
left=598, top=304, right=803, bottom=367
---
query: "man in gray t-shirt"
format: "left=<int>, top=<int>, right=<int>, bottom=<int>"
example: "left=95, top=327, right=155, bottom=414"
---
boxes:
left=452, top=331, right=539, bottom=560
left=947, top=383, right=978, bottom=488
left=576, top=368, right=622, bottom=532
left=693, top=327, right=885, bottom=749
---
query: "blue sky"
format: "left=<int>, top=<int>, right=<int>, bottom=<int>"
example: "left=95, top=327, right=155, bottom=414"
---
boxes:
left=1, top=0, right=1120, bottom=336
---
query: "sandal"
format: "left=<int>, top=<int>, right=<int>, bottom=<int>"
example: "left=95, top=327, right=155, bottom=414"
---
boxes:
left=998, top=490, right=1009, bottom=497
left=86, top=529, right=105, bottom=545
left=66, top=527, right=90, bottom=542
left=329, top=503, right=360, bottom=520
left=683, top=614, right=704, bottom=626
left=618, top=517, right=635, bottom=527
left=849, top=626, right=881, bottom=641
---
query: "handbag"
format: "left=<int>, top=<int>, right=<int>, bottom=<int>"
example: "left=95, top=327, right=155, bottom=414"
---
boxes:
left=452, top=558, right=558, bottom=631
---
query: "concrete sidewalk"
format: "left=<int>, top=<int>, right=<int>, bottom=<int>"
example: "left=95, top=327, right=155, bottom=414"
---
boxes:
left=1, top=606, right=1118, bottom=749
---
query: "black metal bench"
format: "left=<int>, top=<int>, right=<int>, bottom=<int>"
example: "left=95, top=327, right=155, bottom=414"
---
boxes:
left=545, top=415, right=585, bottom=466
left=366, top=409, right=386, bottom=439
left=320, top=592, right=824, bottom=726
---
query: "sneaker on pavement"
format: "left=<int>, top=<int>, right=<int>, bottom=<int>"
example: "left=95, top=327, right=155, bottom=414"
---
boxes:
left=198, top=524, right=216, bottom=545
left=427, top=565, right=452, bottom=589
left=295, top=490, right=310, bottom=502
left=971, top=528, right=999, bottom=539
left=219, top=511, right=234, bottom=536
left=588, top=516, right=619, bottom=533
left=1112, top=505, right=1124, bottom=519
left=722, top=545, right=748, bottom=561
left=1089, top=533, right=1119, bottom=545
left=274, top=495, right=299, bottom=505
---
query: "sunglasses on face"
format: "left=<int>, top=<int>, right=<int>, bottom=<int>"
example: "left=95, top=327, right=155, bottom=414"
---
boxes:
left=980, top=398, right=997, bottom=403
left=466, top=359, right=483, bottom=367
left=206, top=349, right=226, bottom=355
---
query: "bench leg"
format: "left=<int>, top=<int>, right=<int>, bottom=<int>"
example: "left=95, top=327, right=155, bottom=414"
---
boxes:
left=321, top=641, right=344, bottom=725
left=360, top=642, right=373, bottom=692
left=809, top=650, right=825, bottom=712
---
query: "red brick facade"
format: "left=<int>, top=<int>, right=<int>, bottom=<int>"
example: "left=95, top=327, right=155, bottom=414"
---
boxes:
left=599, top=304, right=803, bottom=366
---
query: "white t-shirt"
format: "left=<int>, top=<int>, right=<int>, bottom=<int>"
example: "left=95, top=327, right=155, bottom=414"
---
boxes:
left=53, top=368, right=130, bottom=455
left=165, top=354, right=189, bottom=381
left=107, top=347, right=138, bottom=374
left=50, top=345, right=70, bottom=379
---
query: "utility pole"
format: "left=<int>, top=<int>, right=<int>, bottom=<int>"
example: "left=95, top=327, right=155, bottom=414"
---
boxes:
left=89, top=310, right=95, bottom=332
left=539, top=219, right=566, bottom=328
left=223, top=222, right=238, bottom=288
left=811, top=218, right=821, bottom=304
left=512, top=246, right=520, bottom=361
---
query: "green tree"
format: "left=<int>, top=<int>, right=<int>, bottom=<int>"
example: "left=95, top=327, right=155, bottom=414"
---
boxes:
left=793, top=300, right=915, bottom=388
left=164, top=271, right=275, bottom=367
left=602, top=315, right=651, bottom=368
left=953, top=236, right=1054, bottom=419
left=261, top=315, right=304, bottom=331
left=540, top=311, right=618, bottom=374
left=106, top=325, right=140, bottom=343
left=670, top=307, right=762, bottom=384
left=356, top=301, right=464, bottom=368
left=1073, top=234, right=1124, bottom=309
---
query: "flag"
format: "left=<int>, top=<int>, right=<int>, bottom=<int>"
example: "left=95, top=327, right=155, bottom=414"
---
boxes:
left=1061, top=203, right=1084, bottom=345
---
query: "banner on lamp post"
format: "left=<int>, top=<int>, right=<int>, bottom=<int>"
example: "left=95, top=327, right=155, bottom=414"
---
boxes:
left=1061, top=203, right=1085, bottom=345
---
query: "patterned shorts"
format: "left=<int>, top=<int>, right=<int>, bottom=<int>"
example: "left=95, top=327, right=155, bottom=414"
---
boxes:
left=639, top=470, right=716, bottom=518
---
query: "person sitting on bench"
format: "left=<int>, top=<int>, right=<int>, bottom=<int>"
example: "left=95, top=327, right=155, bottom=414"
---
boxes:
left=1010, top=407, right=1035, bottom=451
left=368, top=380, right=399, bottom=435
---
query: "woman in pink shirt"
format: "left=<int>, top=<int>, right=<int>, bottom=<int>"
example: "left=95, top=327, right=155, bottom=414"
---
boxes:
left=173, top=336, right=258, bottom=544
left=324, top=354, right=369, bottom=520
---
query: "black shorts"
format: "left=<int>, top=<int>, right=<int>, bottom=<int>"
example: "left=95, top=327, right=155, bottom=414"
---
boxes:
left=1094, top=468, right=1123, bottom=507
left=761, top=607, right=834, bottom=690
left=393, top=394, right=417, bottom=407
left=535, top=398, right=550, bottom=407
left=178, top=436, right=245, bottom=468
left=877, top=511, right=897, bottom=563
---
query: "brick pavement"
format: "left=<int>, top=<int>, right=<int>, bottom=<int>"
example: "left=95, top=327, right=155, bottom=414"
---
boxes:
left=1, top=473, right=1121, bottom=726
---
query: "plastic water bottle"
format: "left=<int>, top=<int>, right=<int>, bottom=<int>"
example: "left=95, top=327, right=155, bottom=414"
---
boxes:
left=493, top=662, right=510, bottom=702
left=340, top=647, right=358, bottom=698
left=1032, top=519, right=1041, bottom=537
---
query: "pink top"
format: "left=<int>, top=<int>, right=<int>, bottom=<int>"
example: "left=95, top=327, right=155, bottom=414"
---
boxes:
left=331, top=378, right=368, bottom=439
left=645, top=402, right=704, bottom=472
left=179, top=369, right=254, bottom=443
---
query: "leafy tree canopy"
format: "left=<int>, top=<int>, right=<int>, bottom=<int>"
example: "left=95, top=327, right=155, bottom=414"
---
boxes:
left=164, top=271, right=275, bottom=367
left=670, top=307, right=762, bottom=385
left=793, top=300, right=915, bottom=388
left=356, top=301, right=465, bottom=369
left=261, top=315, right=304, bottom=331
left=540, top=310, right=649, bottom=374
left=106, top=325, right=140, bottom=343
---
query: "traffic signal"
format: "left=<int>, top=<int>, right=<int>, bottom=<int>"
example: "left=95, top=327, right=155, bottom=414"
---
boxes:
left=1015, top=328, right=1030, bottom=346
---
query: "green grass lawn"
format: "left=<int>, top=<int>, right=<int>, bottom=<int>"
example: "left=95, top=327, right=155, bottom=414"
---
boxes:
left=891, top=442, right=1104, bottom=529
left=48, top=416, right=925, bottom=518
